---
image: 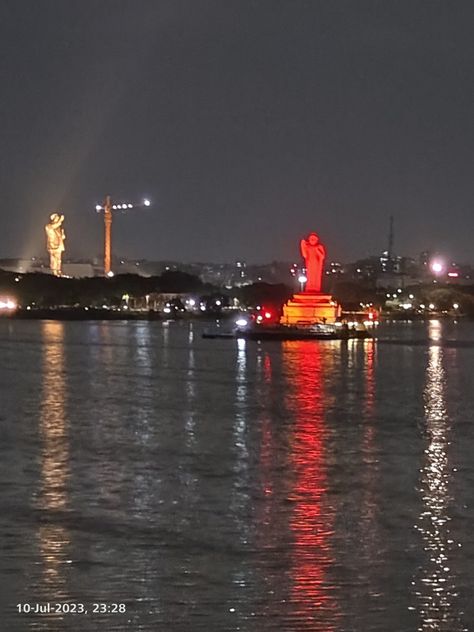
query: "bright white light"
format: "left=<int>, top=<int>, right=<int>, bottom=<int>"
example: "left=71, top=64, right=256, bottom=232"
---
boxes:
left=128, top=203, right=133, bottom=208
left=298, top=274, right=307, bottom=284
left=235, top=318, right=248, bottom=327
left=143, top=199, right=151, bottom=207
left=397, top=288, right=402, bottom=293
left=122, top=204, right=128, bottom=209
left=112, top=205, right=117, bottom=210
left=453, top=303, right=459, bottom=309
left=401, top=303, right=412, bottom=310
left=431, top=260, right=444, bottom=274
left=0, top=299, right=17, bottom=310
left=163, top=307, right=171, bottom=314
left=429, top=303, right=435, bottom=310
left=200, top=305, right=206, bottom=311
left=95, top=204, right=102, bottom=211
left=409, top=294, right=414, bottom=299
left=107, top=271, right=114, bottom=278
left=187, top=298, right=196, bottom=307
left=215, top=300, right=222, bottom=306
left=0, top=299, right=16, bottom=309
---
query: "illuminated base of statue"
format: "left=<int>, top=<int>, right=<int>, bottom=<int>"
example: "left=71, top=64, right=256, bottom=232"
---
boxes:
left=280, top=292, right=341, bottom=326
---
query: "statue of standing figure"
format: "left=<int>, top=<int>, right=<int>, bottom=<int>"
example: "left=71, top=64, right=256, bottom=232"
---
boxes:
left=300, top=232, right=326, bottom=292
left=45, top=213, right=66, bottom=276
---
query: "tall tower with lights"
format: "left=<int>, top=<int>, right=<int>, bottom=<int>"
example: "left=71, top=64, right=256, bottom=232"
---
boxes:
left=95, top=196, right=151, bottom=276
left=387, top=215, right=394, bottom=261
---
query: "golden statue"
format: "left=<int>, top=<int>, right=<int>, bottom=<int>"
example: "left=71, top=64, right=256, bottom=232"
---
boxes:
left=45, top=213, right=66, bottom=276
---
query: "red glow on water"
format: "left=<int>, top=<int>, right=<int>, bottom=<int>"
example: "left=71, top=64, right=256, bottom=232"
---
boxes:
left=263, top=354, right=272, bottom=382
left=284, top=341, right=338, bottom=628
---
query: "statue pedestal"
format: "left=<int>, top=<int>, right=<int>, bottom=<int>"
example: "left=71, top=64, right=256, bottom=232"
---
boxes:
left=280, top=292, right=341, bottom=326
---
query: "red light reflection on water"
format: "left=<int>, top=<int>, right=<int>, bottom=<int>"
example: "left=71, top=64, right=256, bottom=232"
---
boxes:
left=284, top=341, right=338, bottom=630
left=363, top=339, right=376, bottom=417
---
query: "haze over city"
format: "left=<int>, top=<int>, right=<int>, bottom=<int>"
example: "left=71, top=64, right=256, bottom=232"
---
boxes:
left=1, top=0, right=474, bottom=263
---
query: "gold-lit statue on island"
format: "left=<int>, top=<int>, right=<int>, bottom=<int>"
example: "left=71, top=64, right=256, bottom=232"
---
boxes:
left=45, top=213, right=66, bottom=276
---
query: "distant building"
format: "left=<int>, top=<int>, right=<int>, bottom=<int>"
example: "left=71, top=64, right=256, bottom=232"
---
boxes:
left=62, top=263, right=96, bottom=278
left=0, top=258, right=45, bottom=274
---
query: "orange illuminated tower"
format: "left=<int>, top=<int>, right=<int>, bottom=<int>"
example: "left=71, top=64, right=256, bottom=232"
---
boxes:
left=95, top=196, right=151, bottom=276
left=103, top=195, right=112, bottom=276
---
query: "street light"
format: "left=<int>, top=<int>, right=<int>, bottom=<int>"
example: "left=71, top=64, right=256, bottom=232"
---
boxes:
left=298, top=274, right=307, bottom=292
left=430, top=260, right=444, bottom=275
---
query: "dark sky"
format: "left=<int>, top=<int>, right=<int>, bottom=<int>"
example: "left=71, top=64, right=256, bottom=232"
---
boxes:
left=1, top=0, right=474, bottom=264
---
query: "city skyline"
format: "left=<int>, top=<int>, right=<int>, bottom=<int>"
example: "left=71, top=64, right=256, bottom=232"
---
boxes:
left=2, top=2, right=474, bottom=263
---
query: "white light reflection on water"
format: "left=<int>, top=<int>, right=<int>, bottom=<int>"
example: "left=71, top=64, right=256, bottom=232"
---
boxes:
left=131, top=322, right=153, bottom=440
left=185, top=325, right=196, bottom=449
left=413, top=320, right=466, bottom=631
left=234, top=337, right=249, bottom=460
left=231, top=337, right=250, bottom=543
left=38, top=321, right=71, bottom=599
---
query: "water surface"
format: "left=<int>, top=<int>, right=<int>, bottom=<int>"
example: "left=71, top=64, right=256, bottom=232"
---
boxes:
left=0, top=319, right=473, bottom=631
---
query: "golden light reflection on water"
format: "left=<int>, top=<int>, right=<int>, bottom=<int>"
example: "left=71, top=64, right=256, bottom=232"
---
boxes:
left=283, top=341, right=339, bottom=629
left=414, top=320, right=464, bottom=631
left=38, top=321, right=70, bottom=596
left=363, top=338, right=376, bottom=417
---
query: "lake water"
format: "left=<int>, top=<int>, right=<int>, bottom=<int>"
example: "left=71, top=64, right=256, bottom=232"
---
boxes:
left=0, top=318, right=473, bottom=631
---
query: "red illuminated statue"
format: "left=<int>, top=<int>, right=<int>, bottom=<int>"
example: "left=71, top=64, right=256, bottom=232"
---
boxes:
left=300, top=232, right=326, bottom=293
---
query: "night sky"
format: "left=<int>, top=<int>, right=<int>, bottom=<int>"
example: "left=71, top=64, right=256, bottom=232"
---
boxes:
left=2, top=0, right=474, bottom=264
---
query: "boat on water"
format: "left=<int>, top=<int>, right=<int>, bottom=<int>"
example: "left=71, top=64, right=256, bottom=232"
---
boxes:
left=203, top=321, right=372, bottom=341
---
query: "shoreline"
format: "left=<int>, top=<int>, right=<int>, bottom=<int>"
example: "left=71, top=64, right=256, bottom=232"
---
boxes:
left=0, top=307, right=470, bottom=322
